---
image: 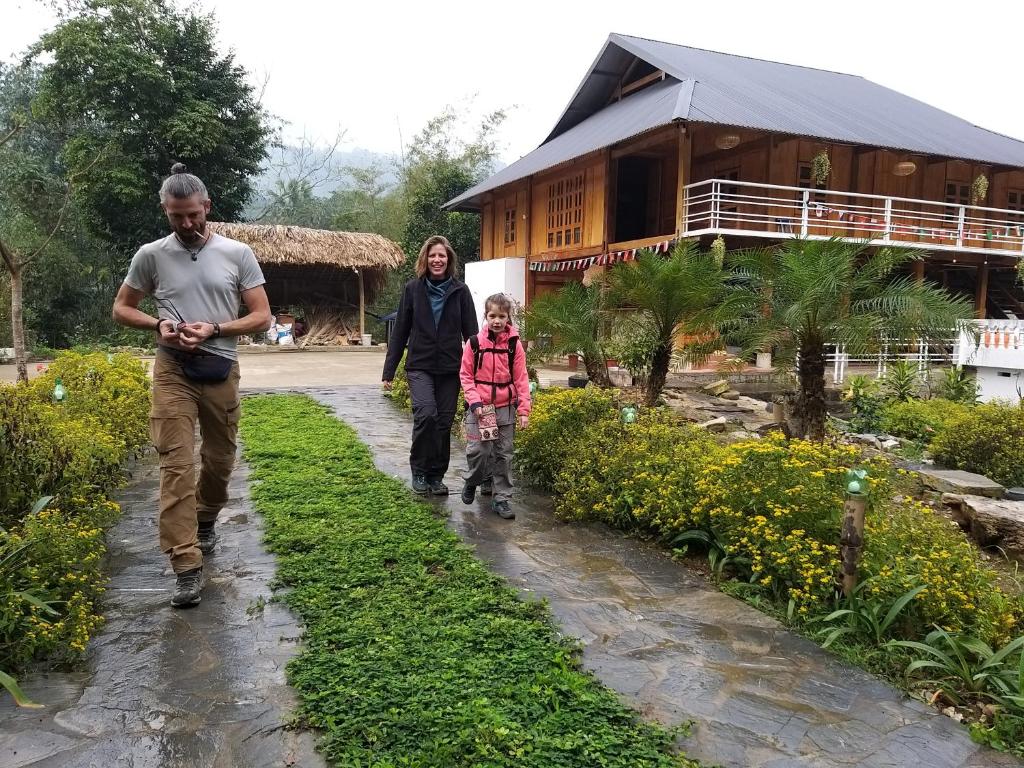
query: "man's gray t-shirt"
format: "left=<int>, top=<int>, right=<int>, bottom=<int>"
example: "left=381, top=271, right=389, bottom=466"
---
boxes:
left=123, top=233, right=265, bottom=360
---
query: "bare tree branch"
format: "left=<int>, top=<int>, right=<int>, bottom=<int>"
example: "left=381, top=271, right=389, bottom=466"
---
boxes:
left=24, top=148, right=107, bottom=265
left=0, top=121, right=24, bottom=150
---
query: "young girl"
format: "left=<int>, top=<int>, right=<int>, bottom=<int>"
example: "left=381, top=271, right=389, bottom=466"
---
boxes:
left=459, top=293, right=531, bottom=519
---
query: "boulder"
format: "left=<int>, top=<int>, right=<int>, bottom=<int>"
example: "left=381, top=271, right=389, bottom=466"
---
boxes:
left=942, top=494, right=1024, bottom=552
left=880, top=438, right=901, bottom=451
left=852, top=433, right=883, bottom=449
left=698, top=416, right=730, bottom=433
left=720, top=390, right=741, bottom=401
left=702, top=379, right=731, bottom=396
left=918, top=469, right=1004, bottom=499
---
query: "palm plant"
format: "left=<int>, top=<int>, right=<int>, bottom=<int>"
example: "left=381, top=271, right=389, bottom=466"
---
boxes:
left=604, top=241, right=744, bottom=406
left=523, top=280, right=611, bottom=387
left=727, top=240, right=974, bottom=440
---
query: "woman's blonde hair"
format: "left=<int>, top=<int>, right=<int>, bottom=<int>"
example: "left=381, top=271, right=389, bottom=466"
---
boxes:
left=415, top=235, right=459, bottom=279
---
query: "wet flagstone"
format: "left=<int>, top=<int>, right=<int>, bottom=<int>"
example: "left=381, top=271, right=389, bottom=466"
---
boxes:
left=0, top=456, right=323, bottom=768
left=313, top=385, right=1019, bottom=768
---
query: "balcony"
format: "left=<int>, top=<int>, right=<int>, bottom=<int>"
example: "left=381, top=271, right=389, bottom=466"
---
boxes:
left=682, top=179, right=1024, bottom=258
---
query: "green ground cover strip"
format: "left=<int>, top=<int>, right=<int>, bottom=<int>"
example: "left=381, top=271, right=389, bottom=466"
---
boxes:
left=239, top=394, right=697, bottom=768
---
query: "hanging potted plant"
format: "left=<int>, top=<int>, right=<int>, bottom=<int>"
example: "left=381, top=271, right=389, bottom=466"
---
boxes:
left=811, top=150, right=831, bottom=187
left=710, top=235, right=726, bottom=268
left=970, top=173, right=989, bottom=207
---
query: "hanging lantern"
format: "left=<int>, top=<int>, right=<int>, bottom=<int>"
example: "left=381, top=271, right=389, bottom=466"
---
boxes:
left=892, top=161, right=917, bottom=177
left=714, top=133, right=741, bottom=150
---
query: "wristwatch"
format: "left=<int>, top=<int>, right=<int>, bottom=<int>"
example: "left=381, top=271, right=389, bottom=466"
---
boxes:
left=155, top=318, right=167, bottom=334
left=211, top=322, right=221, bottom=338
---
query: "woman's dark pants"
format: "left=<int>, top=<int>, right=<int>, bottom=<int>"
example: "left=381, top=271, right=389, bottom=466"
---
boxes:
left=406, top=370, right=461, bottom=481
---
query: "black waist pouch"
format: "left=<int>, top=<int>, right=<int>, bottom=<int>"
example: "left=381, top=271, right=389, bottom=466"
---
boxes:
left=163, top=348, right=234, bottom=383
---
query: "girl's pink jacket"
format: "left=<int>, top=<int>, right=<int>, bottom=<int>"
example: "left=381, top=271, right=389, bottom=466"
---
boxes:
left=459, top=324, right=532, bottom=416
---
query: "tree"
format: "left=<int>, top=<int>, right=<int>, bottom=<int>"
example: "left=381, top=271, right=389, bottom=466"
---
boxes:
left=28, top=0, right=272, bottom=250
left=400, top=107, right=505, bottom=269
left=728, top=239, right=975, bottom=441
left=524, top=281, right=611, bottom=387
left=605, top=242, right=742, bottom=406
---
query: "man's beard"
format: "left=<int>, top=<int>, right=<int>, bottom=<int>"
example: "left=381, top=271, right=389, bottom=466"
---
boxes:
left=174, top=222, right=207, bottom=244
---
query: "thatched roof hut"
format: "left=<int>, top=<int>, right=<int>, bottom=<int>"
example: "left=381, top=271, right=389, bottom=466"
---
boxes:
left=208, top=223, right=404, bottom=340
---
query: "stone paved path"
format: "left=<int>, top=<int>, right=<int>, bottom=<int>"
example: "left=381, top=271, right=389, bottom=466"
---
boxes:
left=0, top=456, right=324, bottom=768
left=314, top=385, right=1019, bottom=768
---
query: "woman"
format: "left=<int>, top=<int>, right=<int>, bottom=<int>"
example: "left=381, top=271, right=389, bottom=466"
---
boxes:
left=382, top=235, right=478, bottom=495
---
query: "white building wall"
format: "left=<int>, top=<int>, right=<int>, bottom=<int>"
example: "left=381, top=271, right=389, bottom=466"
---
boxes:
left=974, top=367, right=1024, bottom=403
left=464, top=258, right=527, bottom=326
left=957, top=320, right=1024, bottom=402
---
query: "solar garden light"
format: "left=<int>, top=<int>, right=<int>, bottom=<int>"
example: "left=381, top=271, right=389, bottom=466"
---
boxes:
left=840, top=468, right=870, bottom=597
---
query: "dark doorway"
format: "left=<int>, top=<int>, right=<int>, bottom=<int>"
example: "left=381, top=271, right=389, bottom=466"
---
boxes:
left=614, top=156, right=661, bottom=242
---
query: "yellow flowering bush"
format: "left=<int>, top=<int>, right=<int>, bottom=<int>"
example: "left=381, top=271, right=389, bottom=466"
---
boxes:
left=31, top=351, right=151, bottom=454
left=691, top=435, right=863, bottom=610
left=554, top=412, right=719, bottom=534
left=863, top=496, right=1024, bottom=645
left=1, top=351, right=148, bottom=674
left=515, top=387, right=618, bottom=491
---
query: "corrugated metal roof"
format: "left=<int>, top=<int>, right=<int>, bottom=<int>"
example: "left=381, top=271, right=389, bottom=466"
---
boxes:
left=445, top=34, right=1024, bottom=211
left=446, top=78, right=684, bottom=210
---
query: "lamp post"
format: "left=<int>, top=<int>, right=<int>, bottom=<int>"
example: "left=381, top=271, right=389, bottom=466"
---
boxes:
left=840, top=468, right=870, bottom=597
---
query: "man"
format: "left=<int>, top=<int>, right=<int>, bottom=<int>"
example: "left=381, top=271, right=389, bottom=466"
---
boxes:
left=112, top=163, right=272, bottom=608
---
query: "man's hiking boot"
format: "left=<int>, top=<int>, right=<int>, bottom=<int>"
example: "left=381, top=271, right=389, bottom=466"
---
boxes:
left=411, top=474, right=429, bottom=495
left=480, top=479, right=494, bottom=496
left=492, top=500, right=515, bottom=520
left=170, top=567, right=203, bottom=608
left=461, top=485, right=476, bottom=504
left=197, top=523, right=217, bottom=555
left=429, top=478, right=449, bottom=496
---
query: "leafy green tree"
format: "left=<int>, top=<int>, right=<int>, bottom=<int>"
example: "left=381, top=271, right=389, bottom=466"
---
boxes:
left=524, top=281, right=611, bottom=387
left=400, top=107, right=505, bottom=270
left=728, top=239, right=974, bottom=440
left=29, top=0, right=272, bottom=249
left=333, top=163, right=406, bottom=242
left=604, top=241, right=742, bottom=406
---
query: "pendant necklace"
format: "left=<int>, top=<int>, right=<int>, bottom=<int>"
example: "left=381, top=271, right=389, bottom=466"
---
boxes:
left=174, top=231, right=210, bottom=262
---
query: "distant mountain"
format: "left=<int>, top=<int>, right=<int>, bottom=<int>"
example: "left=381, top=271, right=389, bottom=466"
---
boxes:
left=243, top=144, right=401, bottom=220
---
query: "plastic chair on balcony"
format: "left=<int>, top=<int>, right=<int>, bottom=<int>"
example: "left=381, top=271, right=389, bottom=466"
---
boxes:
left=775, top=217, right=795, bottom=234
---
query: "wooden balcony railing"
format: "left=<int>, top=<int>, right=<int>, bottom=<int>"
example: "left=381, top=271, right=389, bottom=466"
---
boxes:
left=681, top=179, right=1024, bottom=257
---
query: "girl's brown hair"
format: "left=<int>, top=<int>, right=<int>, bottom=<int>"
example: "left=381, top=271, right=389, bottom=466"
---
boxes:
left=484, top=293, right=513, bottom=317
left=415, top=235, right=459, bottom=279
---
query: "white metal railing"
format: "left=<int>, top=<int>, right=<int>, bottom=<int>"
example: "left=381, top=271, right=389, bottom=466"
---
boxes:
left=823, top=337, right=958, bottom=384
left=682, top=179, right=1024, bottom=257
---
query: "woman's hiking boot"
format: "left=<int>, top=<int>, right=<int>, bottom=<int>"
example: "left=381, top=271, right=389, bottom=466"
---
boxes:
left=428, top=478, right=449, bottom=496
left=411, top=474, right=429, bottom=495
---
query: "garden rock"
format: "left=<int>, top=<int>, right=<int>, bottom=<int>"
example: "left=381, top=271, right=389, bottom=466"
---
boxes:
left=942, top=493, right=1024, bottom=553
left=702, top=379, right=730, bottom=396
left=720, top=389, right=741, bottom=400
left=698, top=416, right=730, bottom=432
left=880, top=438, right=901, bottom=451
left=853, top=433, right=883, bottom=449
left=919, top=468, right=1005, bottom=499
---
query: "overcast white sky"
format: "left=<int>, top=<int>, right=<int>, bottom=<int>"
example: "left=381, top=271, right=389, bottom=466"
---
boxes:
left=5, top=0, right=1022, bottom=165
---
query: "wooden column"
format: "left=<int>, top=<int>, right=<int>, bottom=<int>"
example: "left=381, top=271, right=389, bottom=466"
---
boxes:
left=675, top=125, right=691, bottom=236
left=913, top=259, right=925, bottom=283
left=975, top=263, right=989, bottom=319
left=358, top=269, right=366, bottom=339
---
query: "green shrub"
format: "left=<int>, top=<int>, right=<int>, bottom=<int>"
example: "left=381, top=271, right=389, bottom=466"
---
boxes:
left=881, top=359, right=923, bottom=402
left=514, top=387, right=618, bottom=491
left=880, top=398, right=972, bottom=442
left=31, top=351, right=151, bottom=454
left=936, top=366, right=979, bottom=405
left=931, top=402, right=1024, bottom=487
left=553, top=411, right=718, bottom=533
left=843, top=375, right=885, bottom=433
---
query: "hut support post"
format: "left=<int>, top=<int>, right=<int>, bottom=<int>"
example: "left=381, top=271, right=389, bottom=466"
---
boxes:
left=358, top=269, right=366, bottom=340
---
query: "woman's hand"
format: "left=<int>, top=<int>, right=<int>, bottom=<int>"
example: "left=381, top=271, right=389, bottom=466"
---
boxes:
left=382, top=380, right=393, bottom=390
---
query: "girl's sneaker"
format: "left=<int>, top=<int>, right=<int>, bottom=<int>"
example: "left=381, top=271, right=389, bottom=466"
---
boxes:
left=492, top=500, right=515, bottom=520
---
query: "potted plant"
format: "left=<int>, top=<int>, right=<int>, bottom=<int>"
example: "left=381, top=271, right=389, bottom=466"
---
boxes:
left=811, top=150, right=831, bottom=187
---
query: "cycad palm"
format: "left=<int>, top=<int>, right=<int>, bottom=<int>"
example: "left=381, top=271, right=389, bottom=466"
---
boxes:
left=524, top=280, right=611, bottom=387
left=728, top=239, right=974, bottom=440
left=605, top=241, right=743, bottom=405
